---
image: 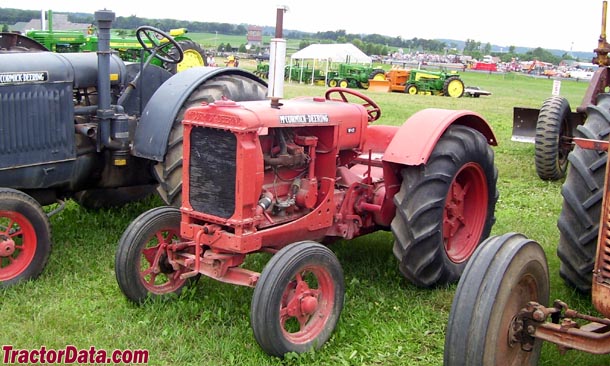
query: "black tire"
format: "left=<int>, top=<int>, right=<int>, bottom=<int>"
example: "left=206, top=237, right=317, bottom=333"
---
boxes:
left=406, top=83, right=418, bottom=95
left=250, top=241, right=345, bottom=357
left=443, top=76, right=465, bottom=98
left=363, top=69, right=385, bottom=89
left=0, top=188, right=51, bottom=287
left=391, top=125, right=498, bottom=287
left=154, top=74, right=267, bottom=206
left=534, top=96, right=573, bottom=181
left=557, top=93, right=610, bottom=293
left=368, top=69, right=386, bottom=81
left=444, top=233, right=549, bottom=366
left=338, top=79, right=349, bottom=88
left=115, top=206, right=192, bottom=303
left=328, top=79, right=338, bottom=87
left=165, top=40, right=207, bottom=74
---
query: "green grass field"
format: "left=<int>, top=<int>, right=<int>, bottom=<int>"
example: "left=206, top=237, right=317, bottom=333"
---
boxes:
left=3, top=70, right=610, bottom=366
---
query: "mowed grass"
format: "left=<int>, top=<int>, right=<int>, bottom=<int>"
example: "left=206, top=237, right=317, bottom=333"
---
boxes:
left=3, top=70, right=610, bottom=366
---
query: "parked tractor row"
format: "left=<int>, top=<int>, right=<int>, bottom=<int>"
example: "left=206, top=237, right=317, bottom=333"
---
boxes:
left=368, top=68, right=466, bottom=97
left=255, top=59, right=480, bottom=99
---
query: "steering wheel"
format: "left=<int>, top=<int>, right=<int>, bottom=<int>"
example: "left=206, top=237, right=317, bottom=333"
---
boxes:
left=325, top=87, right=381, bottom=123
left=135, top=26, right=184, bottom=64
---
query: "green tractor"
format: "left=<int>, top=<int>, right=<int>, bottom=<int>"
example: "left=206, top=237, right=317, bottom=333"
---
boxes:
left=254, top=62, right=326, bottom=84
left=3, top=10, right=206, bottom=73
left=403, top=69, right=465, bottom=98
left=326, top=63, right=386, bottom=89
left=285, top=63, right=325, bottom=84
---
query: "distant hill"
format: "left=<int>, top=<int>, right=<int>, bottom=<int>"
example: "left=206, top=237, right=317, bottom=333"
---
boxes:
left=437, top=38, right=595, bottom=60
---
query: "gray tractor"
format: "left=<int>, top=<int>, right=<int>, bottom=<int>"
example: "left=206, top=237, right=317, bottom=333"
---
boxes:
left=0, top=10, right=267, bottom=286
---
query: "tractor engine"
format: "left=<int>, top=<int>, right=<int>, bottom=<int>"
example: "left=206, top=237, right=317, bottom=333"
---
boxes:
left=181, top=97, right=388, bottom=254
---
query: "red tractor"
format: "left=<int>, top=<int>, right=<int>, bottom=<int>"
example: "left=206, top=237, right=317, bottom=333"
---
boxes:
left=115, top=69, right=498, bottom=356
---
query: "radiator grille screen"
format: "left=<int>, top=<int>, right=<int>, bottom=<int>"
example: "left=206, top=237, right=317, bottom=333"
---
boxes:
left=189, top=127, right=236, bottom=218
left=0, top=83, right=74, bottom=169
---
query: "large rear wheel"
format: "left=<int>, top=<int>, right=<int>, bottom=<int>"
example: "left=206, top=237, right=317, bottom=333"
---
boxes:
left=165, top=40, right=206, bottom=74
left=154, top=74, right=267, bottom=206
left=0, top=188, right=51, bottom=287
left=444, top=233, right=549, bottom=366
left=391, top=125, right=498, bottom=287
left=443, top=76, right=464, bottom=98
left=534, top=96, right=572, bottom=181
left=250, top=241, right=344, bottom=357
left=557, top=93, right=610, bottom=292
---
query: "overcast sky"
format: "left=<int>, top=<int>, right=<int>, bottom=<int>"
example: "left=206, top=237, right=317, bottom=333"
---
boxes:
left=0, top=0, right=604, bottom=52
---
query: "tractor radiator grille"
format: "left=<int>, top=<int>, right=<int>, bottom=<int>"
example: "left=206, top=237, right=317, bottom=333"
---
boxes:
left=0, top=83, right=75, bottom=169
left=189, top=127, right=236, bottom=219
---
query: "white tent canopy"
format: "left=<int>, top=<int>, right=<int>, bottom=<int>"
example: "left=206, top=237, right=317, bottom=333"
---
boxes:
left=289, top=43, right=372, bottom=84
left=291, top=43, right=372, bottom=64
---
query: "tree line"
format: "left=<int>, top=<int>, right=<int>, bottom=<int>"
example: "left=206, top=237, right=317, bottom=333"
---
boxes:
left=0, top=8, right=579, bottom=64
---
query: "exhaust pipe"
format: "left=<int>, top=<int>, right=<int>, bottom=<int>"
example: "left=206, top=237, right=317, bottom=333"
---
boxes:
left=268, top=6, right=288, bottom=107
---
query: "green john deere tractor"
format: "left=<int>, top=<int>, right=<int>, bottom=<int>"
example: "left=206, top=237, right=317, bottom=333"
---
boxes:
left=326, top=63, right=386, bottom=89
left=2, top=10, right=206, bottom=73
left=404, top=69, right=465, bottom=98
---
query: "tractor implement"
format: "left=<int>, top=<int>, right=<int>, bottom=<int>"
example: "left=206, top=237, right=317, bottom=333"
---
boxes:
left=511, top=0, right=610, bottom=180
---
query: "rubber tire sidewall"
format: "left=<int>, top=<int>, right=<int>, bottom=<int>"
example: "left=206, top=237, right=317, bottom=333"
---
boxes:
left=0, top=188, right=51, bottom=287
left=443, top=76, right=464, bottom=98
left=444, top=233, right=549, bottom=366
left=534, top=96, right=572, bottom=181
left=114, top=206, right=188, bottom=303
left=165, top=40, right=207, bottom=74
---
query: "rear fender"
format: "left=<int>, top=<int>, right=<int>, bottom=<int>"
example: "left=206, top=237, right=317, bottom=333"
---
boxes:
left=376, top=109, right=497, bottom=226
left=132, top=67, right=266, bottom=162
left=382, top=108, right=497, bottom=166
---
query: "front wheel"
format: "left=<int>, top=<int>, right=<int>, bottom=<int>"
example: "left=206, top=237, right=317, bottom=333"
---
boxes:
left=250, top=241, right=345, bottom=357
left=391, top=125, right=498, bottom=287
left=406, top=83, right=418, bottom=95
left=0, top=188, right=51, bottom=287
left=444, top=233, right=549, bottom=366
left=115, top=206, right=192, bottom=303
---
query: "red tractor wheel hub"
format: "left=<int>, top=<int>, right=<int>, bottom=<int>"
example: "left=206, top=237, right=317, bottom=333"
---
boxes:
left=0, top=236, right=15, bottom=257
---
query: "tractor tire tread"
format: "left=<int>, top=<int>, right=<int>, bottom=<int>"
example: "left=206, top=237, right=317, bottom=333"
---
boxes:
left=557, top=93, right=610, bottom=293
